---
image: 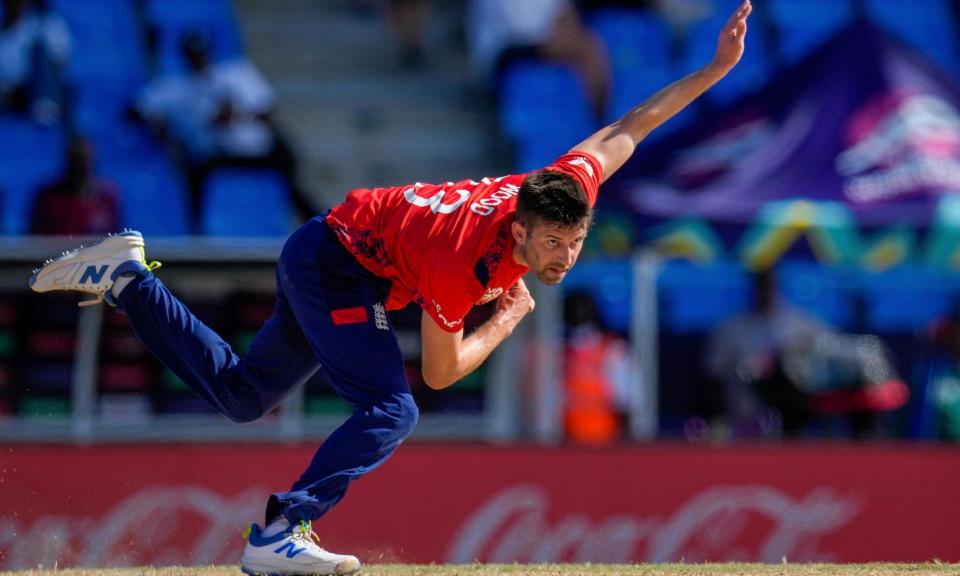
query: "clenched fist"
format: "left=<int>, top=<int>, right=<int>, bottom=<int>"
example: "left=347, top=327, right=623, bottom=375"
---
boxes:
left=497, top=278, right=535, bottom=323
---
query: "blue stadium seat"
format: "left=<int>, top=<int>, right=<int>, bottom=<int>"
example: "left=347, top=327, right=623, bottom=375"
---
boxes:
left=657, top=260, right=750, bottom=333
left=767, top=0, right=856, bottom=62
left=862, top=0, right=960, bottom=75
left=682, top=6, right=771, bottom=106
left=200, top=168, right=293, bottom=237
left=588, top=9, right=675, bottom=124
left=108, top=162, right=191, bottom=237
left=52, top=0, right=146, bottom=132
left=499, top=60, right=597, bottom=171
left=96, top=124, right=190, bottom=236
left=97, top=126, right=191, bottom=237
left=73, top=82, right=139, bottom=140
left=95, top=123, right=168, bottom=168
left=0, top=118, right=65, bottom=234
left=146, top=0, right=244, bottom=74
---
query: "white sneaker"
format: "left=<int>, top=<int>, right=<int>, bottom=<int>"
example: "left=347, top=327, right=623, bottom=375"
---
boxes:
left=29, top=231, right=159, bottom=307
left=240, top=521, right=362, bottom=576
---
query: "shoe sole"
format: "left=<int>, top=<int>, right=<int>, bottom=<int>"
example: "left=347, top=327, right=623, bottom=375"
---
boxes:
left=240, top=559, right=362, bottom=576
left=29, top=231, right=144, bottom=291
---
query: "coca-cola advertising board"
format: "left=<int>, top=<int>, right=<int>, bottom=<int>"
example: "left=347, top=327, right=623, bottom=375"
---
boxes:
left=1, top=443, right=957, bottom=569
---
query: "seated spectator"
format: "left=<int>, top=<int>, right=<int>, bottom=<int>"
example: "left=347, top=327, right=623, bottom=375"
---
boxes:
left=29, top=137, right=121, bottom=235
left=705, top=269, right=907, bottom=439
left=0, top=0, right=70, bottom=125
left=704, top=269, right=830, bottom=437
left=467, top=0, right=610, bottom=120
left=133, top=29, right=312, bottom=230
left=562, top=290, right=637, bottom=444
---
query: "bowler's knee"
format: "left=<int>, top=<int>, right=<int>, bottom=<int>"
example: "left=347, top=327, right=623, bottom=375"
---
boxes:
left=223, top=399, right=266, bottom=424
left=388, top=393, right=419, bottom=441
left=224, top=410, right=263, bottom=424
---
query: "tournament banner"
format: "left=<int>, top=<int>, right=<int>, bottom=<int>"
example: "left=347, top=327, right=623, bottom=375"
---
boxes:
left=1, top=443, right=958, bottom=569
left=612, top=23, right=960, bottom=227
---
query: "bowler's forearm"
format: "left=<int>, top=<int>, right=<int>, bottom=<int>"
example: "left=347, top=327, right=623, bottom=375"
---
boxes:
left=428, top=311, right=520, bottom=390
left=615, top=63, right=727, bottom=142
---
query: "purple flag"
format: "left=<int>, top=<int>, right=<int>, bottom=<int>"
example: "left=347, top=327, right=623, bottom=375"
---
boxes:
left=610, top=23, right=960, bottom=227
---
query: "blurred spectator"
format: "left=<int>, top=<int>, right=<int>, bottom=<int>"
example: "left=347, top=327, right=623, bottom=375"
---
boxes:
left=387, top=0, right=428, bottom=69
left=29, top=137, right=121, bottom=235
left=349, top=0, right=430, bottom=70
left=705, top=269, right=908, bottom=439
left=562, top=290, right=637, bottom=444
left=704, top=269, right=829, bottom=437
left=0, top=0, right=70, bottom=125
left=467, top=0, right=610, bottom=120
left=133, top=29, right=312, bottom=230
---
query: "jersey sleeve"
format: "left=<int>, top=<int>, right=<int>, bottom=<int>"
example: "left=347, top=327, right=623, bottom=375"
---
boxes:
left=545, top=152, right=604, bottom=207
left=417, top=250, right=475, bottom=333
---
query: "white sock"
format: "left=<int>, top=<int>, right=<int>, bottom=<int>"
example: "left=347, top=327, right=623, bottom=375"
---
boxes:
left=111, top=275, right=135, bottom=299
left=261, top=517, right=291, bottom=537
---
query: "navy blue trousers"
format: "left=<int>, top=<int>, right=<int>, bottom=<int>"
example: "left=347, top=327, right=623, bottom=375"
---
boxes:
left=117, top=214, right=418, bottom=524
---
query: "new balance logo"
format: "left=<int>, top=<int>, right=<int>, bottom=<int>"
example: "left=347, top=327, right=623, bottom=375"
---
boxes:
left=273, top=542, right=306, bottom=559
left=373, top=302, right=389, bottom=331
left=78, top=264, right=109, bottom=284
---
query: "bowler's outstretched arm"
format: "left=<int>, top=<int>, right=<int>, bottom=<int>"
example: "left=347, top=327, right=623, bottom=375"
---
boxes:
left=575, top=0, right=753, bottom=183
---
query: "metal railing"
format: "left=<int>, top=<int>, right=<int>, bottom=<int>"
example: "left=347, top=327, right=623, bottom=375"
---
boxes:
left=0, top=236, right=659, bottom=444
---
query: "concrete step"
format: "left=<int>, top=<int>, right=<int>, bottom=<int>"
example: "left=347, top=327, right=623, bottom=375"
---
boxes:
left=274, top=74, right=487, bottom=110
left=232, top=0, right=500, bottom=207
left=238, top=0, right=469, bottom=78
left=282, top=111, right=496, bottom=172
left=307, top=159, right=512, bottom=208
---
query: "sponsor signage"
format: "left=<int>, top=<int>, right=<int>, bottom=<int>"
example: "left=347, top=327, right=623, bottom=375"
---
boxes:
left=1, top=444, right=957, bottom=568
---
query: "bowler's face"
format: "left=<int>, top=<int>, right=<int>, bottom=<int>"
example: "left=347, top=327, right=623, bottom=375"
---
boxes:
left=513, top=220, right=588, bottom=285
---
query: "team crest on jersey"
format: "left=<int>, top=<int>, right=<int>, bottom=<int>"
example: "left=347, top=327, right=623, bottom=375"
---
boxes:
left=372, top=302, right=389, bottom=331
left=477, top=287, right=503, bottom=305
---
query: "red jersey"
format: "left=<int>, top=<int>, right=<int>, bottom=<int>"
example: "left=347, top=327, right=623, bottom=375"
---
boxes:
left=326, top=152, right=603, bottom=332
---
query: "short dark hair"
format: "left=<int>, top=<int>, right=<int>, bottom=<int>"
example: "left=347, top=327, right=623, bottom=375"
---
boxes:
left=517, top=171, right=592, bottom=229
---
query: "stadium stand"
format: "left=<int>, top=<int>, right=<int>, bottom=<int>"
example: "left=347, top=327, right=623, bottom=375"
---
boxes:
left=0, top=116, right=64, bottom=235
left=97, top=124, right=191, bottom=237
left=200, top=168, right=293, bottom=237
left=5, top=0, right=960, bottom=440
left=144, top=0, right=244, bottom=75
left=498, top=60, right=596, bottom=172
left=587, top=7, right=675, bottom=124
left=53, top=0, right=145, bottom=134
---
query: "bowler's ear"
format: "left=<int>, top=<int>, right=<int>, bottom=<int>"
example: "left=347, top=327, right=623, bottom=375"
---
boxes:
left=511, top=220, right=527, bottom=246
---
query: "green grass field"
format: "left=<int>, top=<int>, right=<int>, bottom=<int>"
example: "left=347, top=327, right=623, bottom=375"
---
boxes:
left=3, top=564, right=960, bottom=576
